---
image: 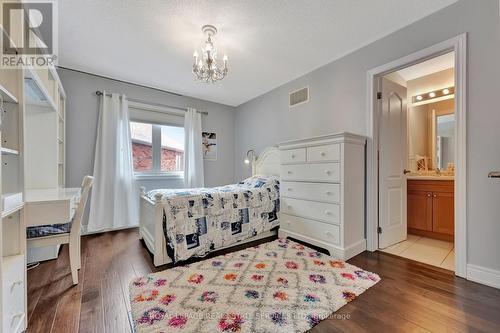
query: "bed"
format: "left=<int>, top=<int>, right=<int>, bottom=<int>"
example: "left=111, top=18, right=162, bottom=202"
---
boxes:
left=139, top=146, right=281, bottom=266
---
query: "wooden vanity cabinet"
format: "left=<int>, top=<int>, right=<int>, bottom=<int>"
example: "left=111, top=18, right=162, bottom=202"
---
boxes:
left=407, top=180, right=454, bottom=242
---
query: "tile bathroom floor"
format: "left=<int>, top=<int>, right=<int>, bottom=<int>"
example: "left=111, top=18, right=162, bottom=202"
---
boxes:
left=380, top=234, right=455, bottom=270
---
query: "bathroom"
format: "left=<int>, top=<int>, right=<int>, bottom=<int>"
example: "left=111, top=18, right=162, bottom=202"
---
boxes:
left=380, top=52, right=456, bottom=270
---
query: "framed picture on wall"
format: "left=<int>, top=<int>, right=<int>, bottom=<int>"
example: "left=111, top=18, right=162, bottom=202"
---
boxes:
left=202, top=131, right=217, bottom=160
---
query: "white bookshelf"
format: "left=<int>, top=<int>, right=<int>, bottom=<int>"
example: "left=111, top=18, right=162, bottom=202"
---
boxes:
left=57, top=92, right=66, bottom=187
left=0, top=62, right=67, bottom=331
left=0, top=67, right=27, bottom=333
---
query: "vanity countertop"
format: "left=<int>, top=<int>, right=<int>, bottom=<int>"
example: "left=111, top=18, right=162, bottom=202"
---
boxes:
left=407, top=174, right=454, bottom=181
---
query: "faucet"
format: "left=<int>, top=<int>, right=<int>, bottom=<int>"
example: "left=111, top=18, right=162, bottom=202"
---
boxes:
left=435, top=168, right=441, bottom=175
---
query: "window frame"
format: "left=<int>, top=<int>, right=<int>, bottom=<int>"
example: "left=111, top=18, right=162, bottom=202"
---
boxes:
left=129, top=103, right=185, bottom=180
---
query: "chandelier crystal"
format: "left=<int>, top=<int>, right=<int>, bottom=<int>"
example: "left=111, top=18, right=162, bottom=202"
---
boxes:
left=192, top=25, right=228, bottom=83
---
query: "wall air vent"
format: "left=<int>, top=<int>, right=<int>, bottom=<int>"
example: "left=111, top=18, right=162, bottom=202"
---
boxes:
left=289, top=86, right=309, bottom=109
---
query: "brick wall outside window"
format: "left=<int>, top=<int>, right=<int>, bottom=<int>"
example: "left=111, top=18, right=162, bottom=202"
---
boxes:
left=132, top=142, right=184, bottom=172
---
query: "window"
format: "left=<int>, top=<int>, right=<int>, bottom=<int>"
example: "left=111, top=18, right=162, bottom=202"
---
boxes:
left=130, top=121, right=185, bottom=178
left=160, top=125, right=185, bottom=172
left=130, top=122, right=153, bottom=172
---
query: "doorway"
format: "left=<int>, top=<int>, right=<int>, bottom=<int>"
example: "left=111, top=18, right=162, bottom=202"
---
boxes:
left=378, top=53, right=456, bottom=270
left=365, top=34, right=467, bottom=277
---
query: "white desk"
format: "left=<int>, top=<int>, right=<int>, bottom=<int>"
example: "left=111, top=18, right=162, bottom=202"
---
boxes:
left=25, top=188, right=80, bottom=227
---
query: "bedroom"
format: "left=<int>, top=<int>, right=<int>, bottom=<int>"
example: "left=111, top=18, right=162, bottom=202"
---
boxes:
left=1, top=1, right=500, bottom=332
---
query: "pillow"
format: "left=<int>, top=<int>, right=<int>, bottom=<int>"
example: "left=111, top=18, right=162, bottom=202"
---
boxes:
left=239, top=175, right=279, bottom=188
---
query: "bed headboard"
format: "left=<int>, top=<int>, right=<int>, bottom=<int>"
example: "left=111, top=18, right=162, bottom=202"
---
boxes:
left=252, top=146, right=280, bottom=177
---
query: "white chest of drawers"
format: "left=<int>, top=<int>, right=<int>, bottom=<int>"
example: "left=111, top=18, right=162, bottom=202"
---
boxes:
left=278, top=132, right=366, bottom=260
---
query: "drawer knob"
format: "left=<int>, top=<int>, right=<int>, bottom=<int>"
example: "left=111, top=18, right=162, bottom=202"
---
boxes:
left=325, top=191, right=331, bottom=195
left=427, top=193, right=431, bottom=197
left=325, top=210, right=332, bottom=216
left=326, top=231, right=333, bottom=237
left=325, top=170, right=331, bottom=175
left=287, top=188, right=292, bottom=191
left=291, top=154, right=295, bottom=158
left=287, top=204, right=292, bottom=209
left=287, top=170, right=292, bottom=174
left=321, top=152, right=326, bottom=156
left=433, top=194, right=437, bottom=198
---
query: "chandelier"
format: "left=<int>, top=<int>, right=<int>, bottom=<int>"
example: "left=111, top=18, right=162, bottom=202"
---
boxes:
left=192, top=25, right=228, bottom=83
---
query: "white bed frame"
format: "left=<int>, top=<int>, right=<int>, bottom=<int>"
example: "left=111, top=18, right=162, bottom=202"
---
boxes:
left=139, top=146, right=281, bottom=266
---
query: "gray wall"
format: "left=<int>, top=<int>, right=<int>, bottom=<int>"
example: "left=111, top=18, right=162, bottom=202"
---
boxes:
left=235, top=0, right=500, bottom=272
left=58, top=68, right=236, bottom=193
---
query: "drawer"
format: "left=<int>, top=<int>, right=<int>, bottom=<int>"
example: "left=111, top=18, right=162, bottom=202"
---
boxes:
left=307, top=144, right=340, bottom=162
left=281, top=163, right=340, bottom=182
left=281, top=182, right=340, bottom=203
left=281, top=214, right=340, bottom=245
left=25, top=201, right=72, bottom=226
left=280, top=148, right=306, bottom=164
left=281, top=197, right=340, bottom=224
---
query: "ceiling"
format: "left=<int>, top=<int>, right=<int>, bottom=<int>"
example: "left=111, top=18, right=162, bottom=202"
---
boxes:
left=58, top=0, right=457, bottom=106
left=397, top=52, right=455, bottom=81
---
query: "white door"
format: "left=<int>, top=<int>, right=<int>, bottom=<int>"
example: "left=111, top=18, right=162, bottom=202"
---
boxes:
left=378, top=77, right=408, bottom=249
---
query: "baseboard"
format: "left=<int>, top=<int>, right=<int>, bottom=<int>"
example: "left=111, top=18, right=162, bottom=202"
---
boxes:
left=343, top=239, right=367, bottom=259
left=82, top=225, right=138, bottom=235
left=279, top=228, right=365, bottom=260
left=467, top=264, right=500, bottom=289
left=407, top=228, right=453, bottom=242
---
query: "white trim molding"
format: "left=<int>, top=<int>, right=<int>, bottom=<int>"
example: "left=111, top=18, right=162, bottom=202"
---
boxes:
left=365, top=34, right=467, bottom=278
left=467, top=264, right=500, bottom=289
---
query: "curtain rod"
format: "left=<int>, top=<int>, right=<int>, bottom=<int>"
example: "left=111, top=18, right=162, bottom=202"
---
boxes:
left=95, top=91, right=208, bottom=115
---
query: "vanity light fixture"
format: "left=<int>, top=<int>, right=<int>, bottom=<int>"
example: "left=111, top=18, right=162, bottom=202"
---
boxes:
left=412, top=86, right=454, bottom=104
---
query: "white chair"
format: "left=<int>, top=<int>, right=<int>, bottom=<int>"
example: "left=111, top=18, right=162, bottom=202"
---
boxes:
left=27, top=176, right=94, bottom=285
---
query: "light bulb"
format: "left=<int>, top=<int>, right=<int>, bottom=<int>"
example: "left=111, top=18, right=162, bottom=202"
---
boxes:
left=442, top=88, right=450, bottom=95
left=429, top=92, right=436, bottom=98
left=223, top=55, right=228, bottom=62
left=193, top=51, right=198, bottom=58
left=416, top=95, right=423, bottom=101
left=244, top=158, right=250, bottom=164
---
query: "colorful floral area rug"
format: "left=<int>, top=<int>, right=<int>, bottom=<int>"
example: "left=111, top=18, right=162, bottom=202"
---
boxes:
left=129, top=238, right=380, bottom=333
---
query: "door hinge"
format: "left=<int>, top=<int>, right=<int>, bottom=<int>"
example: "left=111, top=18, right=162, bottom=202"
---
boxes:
left=377, top=92, right=382, bottom=100
left=377, top=226, right=382, bottom=234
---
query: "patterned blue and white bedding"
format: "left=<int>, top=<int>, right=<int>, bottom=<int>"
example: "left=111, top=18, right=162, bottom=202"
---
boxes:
left=147, top=176, right=280, bottom=262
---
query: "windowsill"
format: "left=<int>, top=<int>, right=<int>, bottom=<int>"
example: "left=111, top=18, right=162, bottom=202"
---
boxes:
left=134, top=172, right=184, bottom=180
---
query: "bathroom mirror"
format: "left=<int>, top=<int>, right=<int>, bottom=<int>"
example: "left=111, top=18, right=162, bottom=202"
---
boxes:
left=408, top=98, right=455, bottom=172
left=435, top=113, right=455, bottom=170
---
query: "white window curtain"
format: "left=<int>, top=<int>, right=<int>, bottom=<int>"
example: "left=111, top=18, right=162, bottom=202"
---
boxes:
left=183, top=107, right=204, bottom=188
left=87, top=92, right=138, bottom=233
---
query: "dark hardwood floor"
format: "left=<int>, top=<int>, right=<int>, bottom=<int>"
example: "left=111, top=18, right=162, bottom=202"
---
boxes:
left=27, top=229, right=500, bottom=333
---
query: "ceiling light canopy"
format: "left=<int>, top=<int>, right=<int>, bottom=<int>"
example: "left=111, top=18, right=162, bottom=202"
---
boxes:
left=192, top=25, right=228, bottom=83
